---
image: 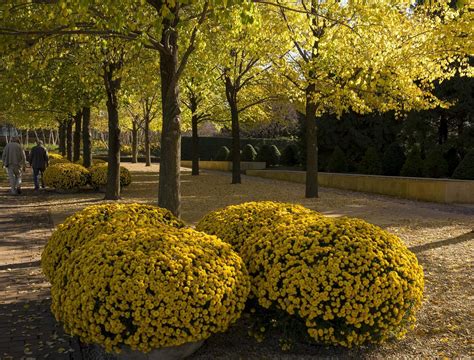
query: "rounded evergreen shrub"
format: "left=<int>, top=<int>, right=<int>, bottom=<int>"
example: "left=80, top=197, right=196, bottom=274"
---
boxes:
left=196, top=201, right=317, bottom=252
left=257, top=144, right=281, bottom=167
left=215, top=146, right=230, bottom=161
left=358, top=147, right=383, bottom=175
left=43, top=163, right=89, bottom=190
left=452, top=150, right=474, bottom=180
left=89, top=163, right=132, bottom=189
left=241, top=144, right=258, bottom=162
left=280, top=144, right=300, bottom=166
left=382, top=143, right=406, bottom=176
left=41, top=203, right=185, bottom=282
left=423, top=148, right=448, bottom=178
left=326, top=146, right=348, bottom=173
left=400, top=148, right=424, bottom=177
left=240, top=215, right=424, bottom=348
left=51, top=226, right=250, bottom=353
left=443, top=147, right=461, bottom=176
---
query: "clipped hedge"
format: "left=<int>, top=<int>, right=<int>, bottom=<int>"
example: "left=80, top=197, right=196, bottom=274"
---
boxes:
left=423, top=148, right=448, bottom=178
left=280, top=144, right=300, bottom=166
left=400, top=149, right=424, bottom=177
left=257, top=144, right=281, bottom=167
left=382, top=143, right=406, bottom=176
left=327, top=146, right=348, bottom=173
left=43, top=163, right=89, bottom=190
left=215, top=146, right=230, bottom=161
left=51, top=226, right=250, bottom=353
left=358, top=147, right=383, bottom=175
left=241, top=144, right=258, bottom=162
left=41, top=203, right=185, bottom=282
left=452, top=150, right=474, bottom=180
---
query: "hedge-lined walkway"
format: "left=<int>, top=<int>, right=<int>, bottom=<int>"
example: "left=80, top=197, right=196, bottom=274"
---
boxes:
left=1, top=164, right=473, bottom=359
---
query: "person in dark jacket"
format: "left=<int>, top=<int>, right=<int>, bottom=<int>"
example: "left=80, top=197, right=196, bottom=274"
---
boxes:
left=29, top=140, right=49, bottom=190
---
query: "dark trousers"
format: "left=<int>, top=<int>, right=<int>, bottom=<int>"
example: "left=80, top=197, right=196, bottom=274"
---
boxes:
left=33, top=168, right=45, bottom=189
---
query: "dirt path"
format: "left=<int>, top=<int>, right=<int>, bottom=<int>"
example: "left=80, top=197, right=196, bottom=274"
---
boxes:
left=1, top=164, right=473, bottom=359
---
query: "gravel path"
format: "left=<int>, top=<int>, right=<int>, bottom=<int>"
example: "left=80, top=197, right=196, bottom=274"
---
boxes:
left=1, top=163, right=473, bottom=359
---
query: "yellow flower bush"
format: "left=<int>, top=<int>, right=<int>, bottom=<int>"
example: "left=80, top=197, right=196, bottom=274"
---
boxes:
left=196, top=201, right=317, bottom=251
left=49, top=153, right=70, bottom=165
left=89, top=163, right=132, bottom=189
left=51, top=226, right=250, bottom=353
left=41, top=203, right=185, bottom=282
left=240, top=215, right=424, bottom=347
left=43, top=163, right=89, bottom=190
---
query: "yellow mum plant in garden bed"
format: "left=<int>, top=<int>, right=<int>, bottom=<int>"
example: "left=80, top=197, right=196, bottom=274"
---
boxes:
left=41, top=203, right=184, bottom=282
left=51, top=226, right=250, bottom=353
left=89, top=163, right=132, bottom=189
left=240, top=215, right=424, bottom=348
left=196, top=201, right=317, bottom=252
left=49, top=153, right=70, bottom=165
left=43, top=163, right=89, bottom=190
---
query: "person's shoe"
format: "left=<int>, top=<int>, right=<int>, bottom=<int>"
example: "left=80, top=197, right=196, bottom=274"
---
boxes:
left=16, top=188, right=22, bottom=195
left=34, top=188, right=39, bottom=192
left=10, top=189, right=17, bottom=195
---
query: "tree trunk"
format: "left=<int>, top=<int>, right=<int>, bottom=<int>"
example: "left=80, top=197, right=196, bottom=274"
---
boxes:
left=144, top=115, right=151, bottom=166
left=158, top=22, right=181, bottom=217
left=82, top=106, right=92, bottom=168
left=59, top=121, right=66, bottom=156
left=230, top=104, right=241, bottom=184
left=103, top=62, right=122, bottom=200
left=131, top=121, right=138, bottom=163
left=66, top=118, right=73, bottom=161
left=73, top=110, right=82, bottom=162
left=191, top=114, right=199, bottom=176
left=438, top=112, right=448, bottom=145
left=305, top=85, right=318, bottom=198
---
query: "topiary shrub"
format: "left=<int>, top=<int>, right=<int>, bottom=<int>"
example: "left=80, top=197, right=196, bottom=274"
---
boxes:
left=326, top=146, right=348, bottom=173
left=89, top=163, right=132, bottom=189
left=43, top=163, right=89, bottom=190
left=280, top=144, right=300, bottom=166
left=226, top=149, right=242, bottom=161
left=423, top=148, right=448, bottom=178
left=241, top=144, right=258, bottom=162
left=257, top=144, right=281, bottom=167
left=382, top=143, right=406, bottom=176
left=51, top=226, right=250, bottom=353
left=400, top=148, right=424, bottom=177
left=452, top=149, right=474, bottom=180
left=240, top=215, right=424, bottom=348
left=196, top=201, right=317, bottom=252
left=41, top=203, right=185, bottom=282
left=358, top=147, right=383, bottom=175
left=215, top=146, right=230, bottom=161
left=443, top=147, right=461, bottom=177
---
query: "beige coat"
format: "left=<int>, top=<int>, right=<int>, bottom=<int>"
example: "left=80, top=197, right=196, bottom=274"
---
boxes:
left=2, top=142, right=26, bottom=168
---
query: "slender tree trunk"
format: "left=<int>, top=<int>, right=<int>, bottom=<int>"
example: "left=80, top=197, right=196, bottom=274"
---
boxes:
left=73, top=110, right=82, bottom=162
left=25, top=129, right=29, bottom=147
left=131, top=121, right=138, bottom=163
left=230, top=105, right=241, bottom=184
left=66, top=118, right=73, bottom=161
left=191, top=114, right=199, bottom=176
left=305, top=84, right=318, bottom=198
left=82, top=106, right=92, bottom=168
left=103, top=61, right=122, bottom=200
left=59, top=121, right=66, bottom=156
left=42, top=129, right=47, bottom=145
left=158, top=22, right=181, bottom=216
left=144, top=115, right=151, bottom=166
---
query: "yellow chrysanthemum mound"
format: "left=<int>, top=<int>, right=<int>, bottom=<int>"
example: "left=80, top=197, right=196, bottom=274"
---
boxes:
left=196, top=201, right=316, bottom=251
left=49, top=153, right=70, bottom=165
left=41, top=203, right=185, bottom=282
left=241, top=215, right=424, bottom=347
left=51, top=226, right=251, bottom=353
left=43, top=163, right=89, bottom=190
left=89, top=163, right=132, bottom=189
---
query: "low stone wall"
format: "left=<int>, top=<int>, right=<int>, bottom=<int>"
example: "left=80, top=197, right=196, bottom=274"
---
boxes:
left=246, top=170, right=474, bottom=204
left=181, top=160, right=266, bottom=171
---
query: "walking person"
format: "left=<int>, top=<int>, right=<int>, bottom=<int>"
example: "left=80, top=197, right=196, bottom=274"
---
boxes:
left=29, top=140, right=49, bottom=191
left=2, top=137, right=27, bottom=195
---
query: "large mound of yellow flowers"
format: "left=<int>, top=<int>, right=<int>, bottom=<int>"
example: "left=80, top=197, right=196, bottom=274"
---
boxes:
left=196, top=201, right=316, bottom=251
left=89, top=163, right=132, bottom=189
left=48, top=153, right=70, bottom=165
left=240, top=215, right=424, bottom=347
left=41, top=203, right=185, bottom=282
left=51, top=226, right=250, bottom=353
left=43, top=163, right=89, bottom=190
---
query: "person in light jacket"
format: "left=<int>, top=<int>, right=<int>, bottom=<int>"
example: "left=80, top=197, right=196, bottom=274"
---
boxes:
left=2, top=137, right=27, bottom=195
left=29, top=140, right=49, bottom=190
